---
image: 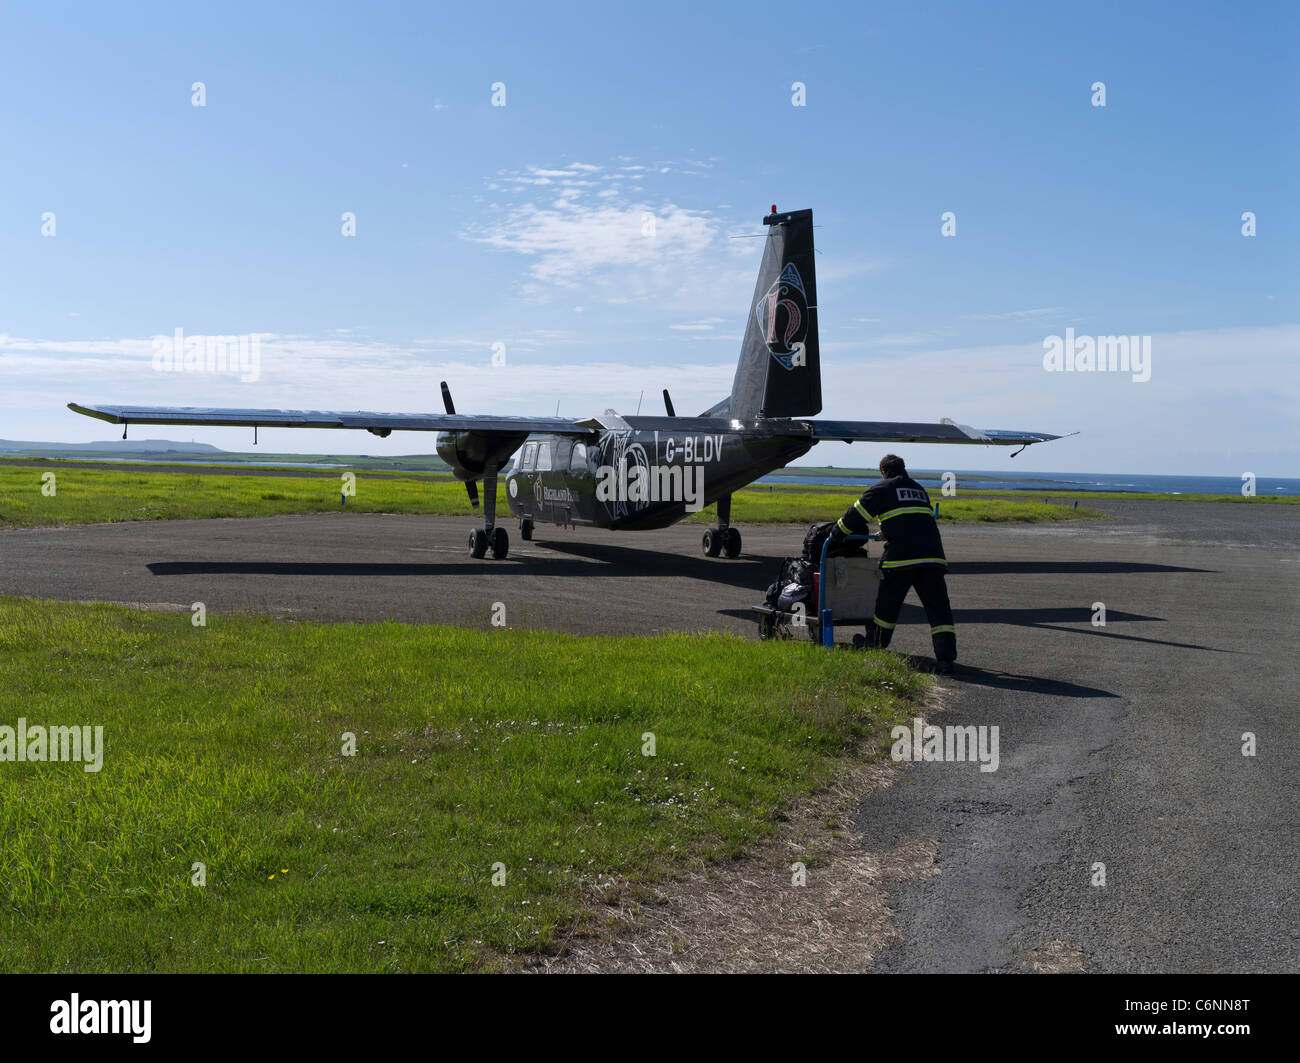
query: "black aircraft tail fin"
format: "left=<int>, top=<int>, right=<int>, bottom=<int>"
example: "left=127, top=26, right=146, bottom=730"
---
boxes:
left=728, top=207, right=821, bottom=420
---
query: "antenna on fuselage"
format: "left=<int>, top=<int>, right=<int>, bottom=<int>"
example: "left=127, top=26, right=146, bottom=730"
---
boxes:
left=663, top=389, right=676, bottom=417
left=636, top=390, right=644, bottom=415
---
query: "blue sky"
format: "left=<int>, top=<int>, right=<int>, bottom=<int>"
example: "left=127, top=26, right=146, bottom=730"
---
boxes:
left=2, top=0, right=1296, bottom=474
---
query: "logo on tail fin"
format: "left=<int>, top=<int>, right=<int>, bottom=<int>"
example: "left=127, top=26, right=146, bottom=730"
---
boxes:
left=754, top=262, right=808, bottom=371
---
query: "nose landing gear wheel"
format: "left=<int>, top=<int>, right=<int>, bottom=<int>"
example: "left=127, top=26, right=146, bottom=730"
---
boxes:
left=468, top=528, right=488, bottom=558
left=723, top=527, right=742, bottom=558
left=490, top=526, right=510, bottom=559
left=702, top=529, right=722, bottom=557
left=520, top=518, right=533, bottom=541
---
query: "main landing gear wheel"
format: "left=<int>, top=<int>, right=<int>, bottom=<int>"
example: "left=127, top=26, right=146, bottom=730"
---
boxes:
left=703, top=494, right=738, bottom=560
left=466, top=461, right=509, bottom=560
left=468, top=528, right=488, bottom=558
left=490, top=526, right=510, bottom=560
left=520, top=518, right=533, bottom=541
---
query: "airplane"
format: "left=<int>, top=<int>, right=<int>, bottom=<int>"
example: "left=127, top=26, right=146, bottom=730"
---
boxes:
left=70, top=206, right=1064, bottom=561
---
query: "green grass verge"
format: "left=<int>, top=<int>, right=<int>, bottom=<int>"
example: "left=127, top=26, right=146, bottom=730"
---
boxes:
left=0, top=455, right=453, bottom=480
left=0, top=597, right=924, bottom=972
left=0, top=466, right=472, bottom=527
left=0, top=466, right=1105, bottom=529
left=0, top=452, right=452, bottom=472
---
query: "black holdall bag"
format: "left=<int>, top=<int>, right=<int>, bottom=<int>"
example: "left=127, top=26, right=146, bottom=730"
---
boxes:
left=802, top=521, right=866, bottom=564
left=783, top=557, right=812, bottom=586
left=802, top=521, right=837, bottom=563
left=764, top=556, right=813, bottom=609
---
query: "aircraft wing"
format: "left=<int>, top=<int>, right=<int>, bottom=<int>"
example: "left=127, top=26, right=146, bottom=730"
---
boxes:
left=69, top=403, right=1064, bottom=447
left=67, top=403, right=597, bottom=436
left=804, top=417, right=1063, bottom=447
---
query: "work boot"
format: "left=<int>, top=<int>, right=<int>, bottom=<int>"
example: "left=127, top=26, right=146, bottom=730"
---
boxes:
left=934, top=659, right=956, bottom=677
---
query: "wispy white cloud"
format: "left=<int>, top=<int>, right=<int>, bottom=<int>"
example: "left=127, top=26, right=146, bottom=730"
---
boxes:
left=465, top=159, right=751, bottom=307
left=971, top=307, right=1067, bottom=321
left=669, top=317, right=725, bottom=331
left=868, top=329, right=956, bottom=348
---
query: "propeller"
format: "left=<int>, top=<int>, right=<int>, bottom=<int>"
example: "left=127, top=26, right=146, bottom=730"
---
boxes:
left=441, top=380, right=480, bottom=509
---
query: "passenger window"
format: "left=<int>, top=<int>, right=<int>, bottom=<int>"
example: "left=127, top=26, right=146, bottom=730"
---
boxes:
left=571, top=442, right=587, bottom=470
left=522, top=442, right=537, bottom=471
left=536, top=442, right=553, bottom=471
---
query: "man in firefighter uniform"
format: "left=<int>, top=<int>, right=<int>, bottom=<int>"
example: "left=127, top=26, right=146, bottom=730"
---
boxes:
left=830, top=454, right=956, bottom=674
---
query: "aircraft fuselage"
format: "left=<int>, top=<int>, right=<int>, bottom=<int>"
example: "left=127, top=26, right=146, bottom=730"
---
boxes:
left=503, top=419, right=814, bottom=532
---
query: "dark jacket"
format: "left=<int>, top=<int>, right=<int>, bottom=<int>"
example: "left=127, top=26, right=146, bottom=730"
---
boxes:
left=834, top=474, right=947, bottom=570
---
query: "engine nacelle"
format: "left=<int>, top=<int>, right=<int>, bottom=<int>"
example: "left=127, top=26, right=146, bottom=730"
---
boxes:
left=436, top=431, right=524, bottom=481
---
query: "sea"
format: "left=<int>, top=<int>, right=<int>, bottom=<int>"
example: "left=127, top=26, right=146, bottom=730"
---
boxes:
left=757, top=469, right=1299, bottom=496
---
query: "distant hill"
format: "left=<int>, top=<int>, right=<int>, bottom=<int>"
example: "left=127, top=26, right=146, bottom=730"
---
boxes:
left=0, top=438, right=223, bottom=454
left=0, top=439, right=450, bottom=472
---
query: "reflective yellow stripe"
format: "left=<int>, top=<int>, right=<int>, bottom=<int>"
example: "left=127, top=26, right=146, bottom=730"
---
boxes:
left=836, top=517, right=852, bottom=534
left=872, top=616, right=896, bottom=630
left=930, top=625, right=955, bottom=635
left=879, top=506, right=934, bottom=521
left=853, top=500, right=872, bottom=521
left=880, top=557, right=948, bottom=569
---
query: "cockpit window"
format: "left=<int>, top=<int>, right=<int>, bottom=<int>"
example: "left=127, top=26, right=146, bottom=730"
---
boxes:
left=536, top=441, right=553, bottom=471
left=571, top=442, right=587, bottom=470
left=521, top=442, right=538, bottom=471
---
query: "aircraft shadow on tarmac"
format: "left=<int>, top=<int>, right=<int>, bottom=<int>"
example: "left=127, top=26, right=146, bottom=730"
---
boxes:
left=146, top=558, right=665, bottom=579
left=945, top=561, right=1215, bottom=575
left=147, top=539, right=778, bottom=589
left=718, top=600, right=1232, bottom=658
left=147, top=544, right=1229, bottom=654
left=533, top=539, right=775, bottom=587
left=894, top=604, right=1232, bottom=653
left=899, top=600, right=1232, bottom=649
left=145, top=546, right=1212, bottom=590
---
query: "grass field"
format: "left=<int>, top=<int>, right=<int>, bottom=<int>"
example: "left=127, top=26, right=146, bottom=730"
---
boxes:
left=0, top=464, right=1106, bottom=529
left=0, top=450, right=452, bottom=472
left=0, top=596, right=923, bottom=972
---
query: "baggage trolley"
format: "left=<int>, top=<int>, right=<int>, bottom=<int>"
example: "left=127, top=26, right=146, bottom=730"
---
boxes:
left=753, top=533, right=879, bottom=646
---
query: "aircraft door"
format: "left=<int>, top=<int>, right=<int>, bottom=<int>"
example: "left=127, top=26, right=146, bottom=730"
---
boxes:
left=513, top=440, right=539, bottom=519
left=533, top=438, right=556, bottom=521
left=546, top=439, right=588, bottom=525
left=567, top=440, right=593, bottom=523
